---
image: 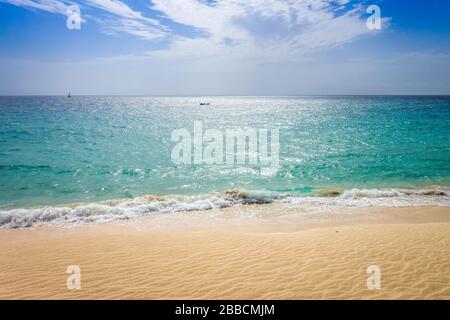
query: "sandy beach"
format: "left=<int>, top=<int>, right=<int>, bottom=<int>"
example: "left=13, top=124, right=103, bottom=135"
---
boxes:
left=0, top=204, right=449, bottom=300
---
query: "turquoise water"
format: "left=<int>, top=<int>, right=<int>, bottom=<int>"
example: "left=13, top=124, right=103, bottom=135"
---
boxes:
left=0, top=96, right=449, bottom=227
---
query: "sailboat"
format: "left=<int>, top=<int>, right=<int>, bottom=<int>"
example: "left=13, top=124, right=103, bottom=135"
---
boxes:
left=67, top=92, right=72, bottom=98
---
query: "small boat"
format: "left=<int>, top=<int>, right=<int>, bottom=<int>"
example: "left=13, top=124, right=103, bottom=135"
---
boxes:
left=67, top=93, right=72, bottom=98
left=200, top=102, right=210, bottom=106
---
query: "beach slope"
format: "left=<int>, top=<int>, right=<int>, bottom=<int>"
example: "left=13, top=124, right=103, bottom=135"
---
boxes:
left=0, top=205, right=449, bottom=300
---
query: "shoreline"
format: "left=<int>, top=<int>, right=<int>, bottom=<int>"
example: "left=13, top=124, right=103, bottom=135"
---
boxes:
left=1, top=205, right=449, bottom=299
left=1, top=186, right=449, bottom=229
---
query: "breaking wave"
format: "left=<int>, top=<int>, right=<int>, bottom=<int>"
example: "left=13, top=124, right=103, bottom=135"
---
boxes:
left=0, top=188, right=449, bottom=228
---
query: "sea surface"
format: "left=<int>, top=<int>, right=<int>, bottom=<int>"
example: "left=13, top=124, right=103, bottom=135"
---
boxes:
left=0, top=96, right=449, bottom=227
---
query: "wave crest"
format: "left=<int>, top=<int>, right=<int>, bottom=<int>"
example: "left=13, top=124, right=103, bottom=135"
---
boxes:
left=0, top=188, right=449, bottom=228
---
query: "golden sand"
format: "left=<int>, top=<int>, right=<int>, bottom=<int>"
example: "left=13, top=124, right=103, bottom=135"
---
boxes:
left=0, top=205, right=449, bottom=299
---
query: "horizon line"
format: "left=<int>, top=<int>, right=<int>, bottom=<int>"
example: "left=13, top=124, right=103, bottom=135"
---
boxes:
left=1, top=94, right=450, bottom=97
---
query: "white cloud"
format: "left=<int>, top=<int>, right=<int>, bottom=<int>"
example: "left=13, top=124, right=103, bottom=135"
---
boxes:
left=1, top=0, right=383, bottom=59
left=85, top=0, right=158, bottom=24
left=85, top=0, right=168, bottom=40
left=1, top=0, right=168, bottom=40
left=148, top=0, right=377, bottom=61
left=100, top=18, right=166, bottom=40
left=0, top=0, right=70, bottom=15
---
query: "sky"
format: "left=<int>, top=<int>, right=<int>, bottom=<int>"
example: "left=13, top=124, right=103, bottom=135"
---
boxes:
left=0, top=0, right=449, bottom=95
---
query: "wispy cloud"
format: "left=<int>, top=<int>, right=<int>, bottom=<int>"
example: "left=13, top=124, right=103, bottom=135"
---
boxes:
left=100, top=18, right=167, bottom=40
left=85, top=0, right=168, bottom=40
left=0, top=0, right=70, bottom=14
left=1, top=0, right=384, bottom=59
left=1, top=0, right=168, bottom=40
left=85, top=0, right=154, bottom=21
left=148, top=0, right=379, bottom=60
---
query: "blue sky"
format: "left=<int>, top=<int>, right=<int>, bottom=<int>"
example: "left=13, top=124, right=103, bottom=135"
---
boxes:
left=0, top=0, right=449, bottom=95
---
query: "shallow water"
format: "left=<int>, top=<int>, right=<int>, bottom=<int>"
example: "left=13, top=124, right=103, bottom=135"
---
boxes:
left=0, top=96, right=449, bottom=227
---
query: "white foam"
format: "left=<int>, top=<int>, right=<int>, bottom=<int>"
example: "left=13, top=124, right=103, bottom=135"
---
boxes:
left=0, top=188, right=448, bottom=228
left=0, top=194, right=246, bottom=228
left=282, top=188, right=450, bottom=210
left=341, top=188, right=449, bottom=198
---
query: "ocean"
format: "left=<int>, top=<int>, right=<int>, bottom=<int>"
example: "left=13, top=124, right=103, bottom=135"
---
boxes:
left=0, top=96, right=449, bottom=227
